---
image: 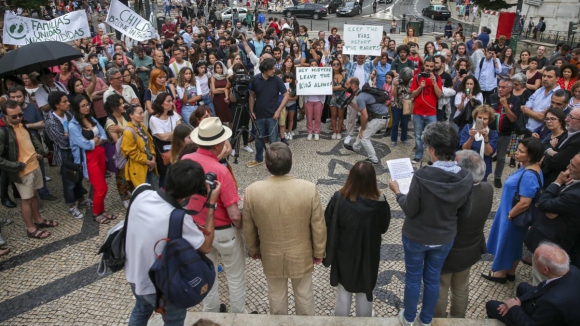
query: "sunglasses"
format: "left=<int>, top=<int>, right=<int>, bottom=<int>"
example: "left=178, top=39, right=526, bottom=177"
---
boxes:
left=7, top=112, right=24, bottom=119
left=332, top=63, right=341, bottom=67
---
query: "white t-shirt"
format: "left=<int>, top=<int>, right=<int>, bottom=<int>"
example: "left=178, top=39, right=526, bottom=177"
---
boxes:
left=169, top=60, right=192, bottom=80
left=195, top=74, right=210, bottom=95
left=35, top=82, right=68, bottom=108
left=52, top=111, right=68, bottom=126
left=125, top=186, right=205, bottom=295
left=103, top=85, right=137, bottom=105
left=353, top=65, right=365, bottom=86
left=149, top=113, right=181, bottom=136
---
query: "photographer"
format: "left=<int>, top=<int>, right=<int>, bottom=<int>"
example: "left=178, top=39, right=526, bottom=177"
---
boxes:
left=247, top=58, right=289, bottom=168
left=182, top=117, right=246, bottom=314
left=240, top=33, right=273, bottom=76
left=125, top=160, right=221, bottom=325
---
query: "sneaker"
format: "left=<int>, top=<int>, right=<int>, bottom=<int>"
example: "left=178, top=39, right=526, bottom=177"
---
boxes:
left=290, top=131, right=295, bottom=136
left=331, top=133, right=337, bottom=140
left=414, top=311, right=431, bottom=326
left=287, top=133, right=293, bottom=140
left=219, top=303, right=227, bottom=313
left=0, top=219, right=13, bottom=227
left=231, top=149, right=236, bottom=157
left=344, top=135, right=351, bottom=144
left=45, top=176, right=52, bottom=182
left=365, top=158, right=379, bottom=165
left=343, top=143, right=355, bottom=152
left=314, top=134, right=319, bottom=141
left=40, top=194, right=59, bottom=202
left=336, top=133, right=341, bottom=140
left=69, top=206, right=84, bottom=219
left=284, top=132, right=289, bottom=139
left=401, top=140, right=410, bottom=146
left=307, top=134, right=313, bottom=140
left=242, top=145, right=254, bottom=153
left=411, top=158, right=421, bottom=164
left=391, top=141, right=397, bottom=147
left=494, top=178, right=503, bottom=188
left=78, top=198, right=93, bottom=207
left=247, top=160, right=264, bottom=168
left=281, top=138, right=290, bottom=146
left=123, top=200, right=130, bottom=209
left=398, top=309, right=413, bottom=326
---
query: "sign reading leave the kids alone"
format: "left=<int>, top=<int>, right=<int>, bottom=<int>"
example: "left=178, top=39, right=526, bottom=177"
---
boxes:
left=296, top=67, right=333, bottom=96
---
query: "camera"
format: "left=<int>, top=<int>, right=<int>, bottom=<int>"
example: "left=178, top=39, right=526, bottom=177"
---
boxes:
left=420, top=72, right=431, bottom=78
left=199, top=172, right=217, bottom=196
left=233, top=69, right=252, bottom=100
left=459, top=69, right=467, bottom=76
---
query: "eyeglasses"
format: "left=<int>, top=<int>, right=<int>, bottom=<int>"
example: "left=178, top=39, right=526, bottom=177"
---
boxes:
left=123, top=74, right=131, bottom=77
left=567, top=114, right=580, bottom=121
left=544, top=117, right=558, bottom=122
left=7, top=112, right=24, bottom=119
left=110, top=76, right=123, bottom=80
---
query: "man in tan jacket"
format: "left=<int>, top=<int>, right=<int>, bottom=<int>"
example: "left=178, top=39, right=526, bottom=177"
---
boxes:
left=242, top=143, right=326, bottom=316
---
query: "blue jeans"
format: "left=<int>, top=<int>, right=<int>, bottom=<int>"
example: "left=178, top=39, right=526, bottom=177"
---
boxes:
left=402, top=235, right=453, bottom=324
left=60, top=149, right=86, bottom=206
left=181, top=105, right=197, bottom=127
left=254, top=118, right=279, bottom=162
left=202, top=94, right=216, bottom=117
left=391, top=106, right=411, bottom=142
left=412, top=114, right=437, bottom=160
left=128, top=283, right=186, bottom=326
left=164, top=5, right=171, bottom=16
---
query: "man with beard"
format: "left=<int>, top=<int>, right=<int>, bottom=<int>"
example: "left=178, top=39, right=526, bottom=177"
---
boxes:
left=34, top=68, right=68, bottom=114
left=152, top=49, right=175, bottom=85
left=78, top=62, right=108, bottom=126
left=434, top=54, right=454, bottom=122
left=132, top=45, right=153, bottom=90
left=390, top=44, right=415, bottom=76
left=407, top=42, right=423, bottom=75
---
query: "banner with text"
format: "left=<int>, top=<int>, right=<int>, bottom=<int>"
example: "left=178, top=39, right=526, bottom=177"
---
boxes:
left=343, top=24, right=383, bottom=56
left=3, top=11, right=90, bottom=45
left=296, top=67, right=333, bottom=96
left=106, top=0, right=156, bottom=41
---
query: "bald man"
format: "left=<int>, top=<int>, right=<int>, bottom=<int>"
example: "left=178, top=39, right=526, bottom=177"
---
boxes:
left=486, top=242, right=580, bottom=325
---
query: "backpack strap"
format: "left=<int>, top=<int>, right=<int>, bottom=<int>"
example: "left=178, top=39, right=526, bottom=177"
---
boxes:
left=167, top=208, right=187, bottom=240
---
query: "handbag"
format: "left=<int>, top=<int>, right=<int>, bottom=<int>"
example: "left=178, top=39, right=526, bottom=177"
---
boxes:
left=402, top=99, right=413, bottom=115
left=514, top=112, right=529, bottom=136
left=511, top=169, right=544, bottom=228
left=62, top=159, right=83, bottom=184
left=322, top=193, right=340, bottom=268
left=103, top=141, right=119, bottom=173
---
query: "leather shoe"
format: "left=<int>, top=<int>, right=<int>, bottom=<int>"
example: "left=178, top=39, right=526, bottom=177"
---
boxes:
left=2, top=198, right=16, bottom=208
left=506, top=274, right=516, bottom=282
left=343, top=143, right=355, bottom=152
left=481, top=271, right=507, bottom=284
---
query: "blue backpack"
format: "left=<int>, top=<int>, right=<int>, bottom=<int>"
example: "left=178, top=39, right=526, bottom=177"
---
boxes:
left=148, top=208, right=216, bottom=311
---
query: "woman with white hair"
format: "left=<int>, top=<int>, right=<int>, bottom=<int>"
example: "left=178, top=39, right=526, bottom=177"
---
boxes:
left=390, top=67, right=414, bottom=146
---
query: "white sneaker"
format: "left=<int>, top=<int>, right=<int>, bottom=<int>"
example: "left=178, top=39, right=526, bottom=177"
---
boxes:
left=414, top=310, right=430, bottom=326
left=123, top=200, right=130, bottom=209
left=398, top=309, right=413, bottom=326
left=307, top=134, right=313, bottom=140
left=231, top=149, right=236, bottom=156
left=287, top=133, right=293, bottom=140
left=290, top=131, right=295, bottom=136
left=284, top=132, right=289, bottom=139
left=314, top=134, right=320, bottom=141
left=344, top=135, right=351, bottom=144
left=242, top=146, right=254, bottom=153
left=336, top=133, right=342, bottom=140
left=69, top=206, right=84, bottom=219
left=331, top=133, right=337, bottom=139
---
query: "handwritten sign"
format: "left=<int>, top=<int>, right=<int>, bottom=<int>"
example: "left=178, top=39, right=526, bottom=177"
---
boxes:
left=3, top=11, right=90, bottom=45
left=296, top=67, right=333, bottom=96
left=106, top=0, right=156, bottom=41
left=343, top=24, right=383, bottom=56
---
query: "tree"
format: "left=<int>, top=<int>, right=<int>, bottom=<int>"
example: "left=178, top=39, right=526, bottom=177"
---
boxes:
left=9, top=0, right=47, bottom=11
left=472, top=0, right=516, bottom=11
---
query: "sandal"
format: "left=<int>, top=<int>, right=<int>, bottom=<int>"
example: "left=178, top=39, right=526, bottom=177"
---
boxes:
left=0, top=248, right=9, bottom=256
left=27, top=228, right=51, bottom=239
left=33, top=219, right=59, bottom=228
left=102, top=212, right=118, bottom=220
left=94, top=214, right=111, bottom=224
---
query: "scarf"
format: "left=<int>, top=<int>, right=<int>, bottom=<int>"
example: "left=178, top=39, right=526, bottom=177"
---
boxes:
left=473, top=125, right=489, bottom=158
left=212, top=61, right=227, bottom=80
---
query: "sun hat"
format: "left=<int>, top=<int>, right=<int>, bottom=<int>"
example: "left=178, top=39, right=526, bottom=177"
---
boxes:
left=190, top=117, right=232, bottom=146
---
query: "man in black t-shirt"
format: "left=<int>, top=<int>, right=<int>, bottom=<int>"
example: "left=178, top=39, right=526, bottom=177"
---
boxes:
left=434, top=55, right=453, bottom=122
left=390, top=44, right=415, bottom=77
left=489, top=78, right=521, bottom=188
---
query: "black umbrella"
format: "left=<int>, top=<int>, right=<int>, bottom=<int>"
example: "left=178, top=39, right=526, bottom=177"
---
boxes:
left=0, top=41, right=84, bottom=78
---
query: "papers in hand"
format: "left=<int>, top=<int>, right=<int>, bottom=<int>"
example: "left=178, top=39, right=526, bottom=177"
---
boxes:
left=386, top=158, right=414, bottom=195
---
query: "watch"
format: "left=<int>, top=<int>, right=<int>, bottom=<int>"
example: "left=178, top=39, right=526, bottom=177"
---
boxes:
left=205, top=203, right=217, bottom=209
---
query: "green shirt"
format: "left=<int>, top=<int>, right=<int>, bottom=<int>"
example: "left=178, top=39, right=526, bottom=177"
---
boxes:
left=133, top=55, right=153, bottom=89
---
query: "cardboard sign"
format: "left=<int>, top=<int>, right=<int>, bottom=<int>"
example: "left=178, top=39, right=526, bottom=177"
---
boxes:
left=296, top=67, right=333, bottom=96
left=343, top=24, right=383, bottom=56
left=3, top=11, right=91, bottom=45
left=106, top=0, right=156, bottom=41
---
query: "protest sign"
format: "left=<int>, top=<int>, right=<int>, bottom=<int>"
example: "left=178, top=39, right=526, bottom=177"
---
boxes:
left=106, top=0, right=156, bottom=41
left=296, top=67, right=333, bottom=96
left=343, top=24, right=383, bottom=56
left=3, top=11, right=90, bottom=45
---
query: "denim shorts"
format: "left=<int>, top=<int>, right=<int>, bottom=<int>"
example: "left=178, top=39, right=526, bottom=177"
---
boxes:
left=286, top=103, right=297, bottom=112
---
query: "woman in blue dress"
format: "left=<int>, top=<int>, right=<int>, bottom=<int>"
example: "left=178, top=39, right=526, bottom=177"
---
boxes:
left=482, top=137, right=544, bottom=283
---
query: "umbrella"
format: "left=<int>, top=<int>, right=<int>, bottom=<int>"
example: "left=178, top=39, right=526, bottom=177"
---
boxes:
left=0, top=41, right=84, bottom=78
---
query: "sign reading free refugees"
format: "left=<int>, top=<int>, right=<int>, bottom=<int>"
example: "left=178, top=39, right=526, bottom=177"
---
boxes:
left=343, top=24, right=383, bottom=56
left=296, top=67, right=333, bottom=96
left=2, top=11, right=90, bottom=45
left=106, top=0, right=156, bottom=41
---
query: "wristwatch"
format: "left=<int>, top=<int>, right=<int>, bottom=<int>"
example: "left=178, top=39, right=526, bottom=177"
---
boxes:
left=205, top=203, right=217, bottom=209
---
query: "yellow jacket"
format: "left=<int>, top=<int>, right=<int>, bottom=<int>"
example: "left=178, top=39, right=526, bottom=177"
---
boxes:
left=120, top=122, right=157, bottom=187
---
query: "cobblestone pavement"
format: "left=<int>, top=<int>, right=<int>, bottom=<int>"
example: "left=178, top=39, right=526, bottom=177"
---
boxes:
left=0, top=118, right=531, bottom=325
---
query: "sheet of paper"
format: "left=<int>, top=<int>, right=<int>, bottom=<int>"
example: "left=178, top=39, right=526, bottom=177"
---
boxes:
left=396, top=178, right=412, bottom=195
left=386, top=158, right=414, bottom=195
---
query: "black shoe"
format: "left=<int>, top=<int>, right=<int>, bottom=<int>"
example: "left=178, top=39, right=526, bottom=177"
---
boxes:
left=219, top=303, right=227, bottom=313
left=365, top=158, right=379, bottom=165
left=494, top=178, right=503, bottom=188
left=2, top=198, right=16, bottom=208
left=250, top=311, right=258, bottom=314
left=481, top=272, right=507, bottom=284
left=343, top=143, right=355, bottom=152
left=40, top=194, right=59, bottom=202
left=509, top=157, right=516, bottom=168
left=383, top=127, right=391, bottom=137
left=506, top=274, right=516, bottom=282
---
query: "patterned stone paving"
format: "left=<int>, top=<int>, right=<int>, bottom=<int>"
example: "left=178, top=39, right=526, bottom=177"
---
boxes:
left=0, top=118, right=531, bottom=325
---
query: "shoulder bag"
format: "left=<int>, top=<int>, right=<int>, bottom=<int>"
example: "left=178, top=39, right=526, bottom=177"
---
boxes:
left=63, top=155, right=83, bottom=184
left=402, top=98, right=413, bottom=115
left=511, top=169, right=544, bottom=228
left=323, top=193, right=340, bottom=268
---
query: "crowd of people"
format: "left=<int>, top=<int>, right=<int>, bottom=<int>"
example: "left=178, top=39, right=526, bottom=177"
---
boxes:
left=1, top=2, right=580, bottom=325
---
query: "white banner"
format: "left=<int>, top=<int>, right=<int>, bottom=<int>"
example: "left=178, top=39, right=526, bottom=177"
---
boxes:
left=296, top=67, right=333, bottom=96
left=343, top=24, right=383, bottom=56
left=106, top=0, right=156, bottom=42
left=2, top=11, right=91, bottom=45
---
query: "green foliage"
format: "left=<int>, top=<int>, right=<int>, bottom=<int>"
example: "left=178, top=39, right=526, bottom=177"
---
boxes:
left=9, top=0, right=47, bottom=11
left=472, top=0, right=516, bottom=11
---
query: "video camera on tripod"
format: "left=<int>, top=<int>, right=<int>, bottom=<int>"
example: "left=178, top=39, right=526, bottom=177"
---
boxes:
left=232, top=69, right=253, bottom=101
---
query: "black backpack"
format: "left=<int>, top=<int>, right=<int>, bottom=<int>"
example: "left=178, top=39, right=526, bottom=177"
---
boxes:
left=539, top=22, right=546, bottom=32
left=360, top=83, right=390, bottom=106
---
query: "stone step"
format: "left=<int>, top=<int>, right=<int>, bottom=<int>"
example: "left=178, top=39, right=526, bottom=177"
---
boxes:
left=149, top=311, right=505, bottom=325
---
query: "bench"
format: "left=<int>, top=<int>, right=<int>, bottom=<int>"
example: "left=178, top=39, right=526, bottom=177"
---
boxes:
left=521, top=39, right=555, bottom=51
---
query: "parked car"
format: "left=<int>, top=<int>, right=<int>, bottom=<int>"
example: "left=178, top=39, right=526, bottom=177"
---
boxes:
left=283, top=3, right=328, bottom=19
left=219, top=7, right=248, bottom=21
left=336, top=1, right=361, bottom=17
left=318, top=0, right=343, bottom=14
left=421, top=5, right=450, bottom=20
left=378, top=0, right=393, bottom=3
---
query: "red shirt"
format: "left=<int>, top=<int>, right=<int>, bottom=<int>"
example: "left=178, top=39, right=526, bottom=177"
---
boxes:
left=410, top=73, right=441, bottom=116
left=558, top=77, right=577, bottom=91
left=408, top=55, right=422, bottom=75
left=183, top=149, right=240, bottom=227
left=162, top=23, right=176, bottom=40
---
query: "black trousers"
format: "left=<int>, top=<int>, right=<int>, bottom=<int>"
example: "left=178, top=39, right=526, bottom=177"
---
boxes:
left=0, top=171, right=19, bottom=200
left=486, top=282, right=535, bottom=326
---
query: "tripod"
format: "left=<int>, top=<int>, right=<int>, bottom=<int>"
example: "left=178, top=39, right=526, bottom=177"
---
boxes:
left=230, top=96, right=262, bottom=164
